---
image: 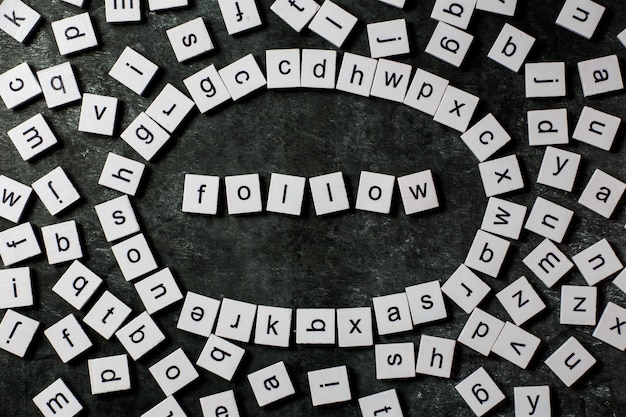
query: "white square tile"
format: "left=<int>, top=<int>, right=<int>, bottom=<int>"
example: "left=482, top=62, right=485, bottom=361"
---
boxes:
left=176, top=291, right=220, bottom=338
left=524, top=62, right=566, bottom=98
left=197, top=334, right=245, bottom=381
left=0, top=175, right=32, bottom=223
left=149, top=348, right=199, bottom=396
left=572, top=238, right=623, bottom=286
left=373, top=292, right=413, bottom=335
left=225, top=173, right=263, bottom=215
left=537, top=146, right=581, bottom=192
left=577, top=54, right=623, bottom=97
left=301, top=49, right=337, bottom=89
left=83, top=290, right=132, bottom=339
left=433, top=85, right=479, bottom=132
left=78, top=93, right=118, bottom=136
left=355, top=171, right=395, bottom=214
left=0, top=266, right=33, bottom=309
left=309, top=172, right=350, bottom=215
left=0, top=309, right=39, bottom=357
left=140, top=397, right=187, bottom=417
left=461, top=114, right=511, bottom=162
left=0, top=62, right=42, bottom=109
left=403, top=68, right=449, bottom=115
left=514, top=386, right=551, bottom=417
left=464, top=229, right=510, bottom=278
left=7, top=113, right=58, bottom=161
left=52, top=261, right=102, bottom=310
left=476, top=0, right=516, bottom=15
left=166, top=17, right=214, bottom=62
left=134, top=268, right=183, bottom=314
left=41, top=220, right=82, bottom=265
left=527, top=108, right=569, bottom=146
left=98, top=152, right=146, bottom=196
left=88, top=354, right=131, bottom=394
left=578, top=169, right=626, bottom=218
left=359, top=389, right=403, bottom=417
left=457, top=308, right=504, bottom=356
left=377, top=0, right=405, bottom=7
left=44, top=314, right=92, bottom=363
left=487, top=23, right=535, bottom=72
left=405, top=280, right=447, bottom=326
left=217, top=0, right=262, bottom=35
left=415, top=335, right=456, bottom=378
left=619, top=28, right=626, bottom=48
left=266, top=49, right=301, bottom=89
left=182, top=174, right=220, bottom=215
left=425, top=21, right=473, bottom=67
left=270, top=0, right=319, bottom=32
left=0, top=222, right=41, bottom=266
left=111, top=233, right=158, bottom=282
left=145, top=83, right=195, bottom=133
left=455, top=367, right=505, bottom=416
left=32, top=166, right=81, bottom=216
left=219, top=54, right=266, bottom=101
left=61, top=0, right=85, bottom=7
left=121, top=112, right=170, bottom=161
left=555, top=0, right=605, bottom=40
left=593, top=302, right=626, bottom=350
left=367, top=19, right=410, bottom=58
left=308, top=0, right=357, bottom=48
left=544, top=336, right=596, bottom=387
left=370, top=59, right=412, bottom=103
left=200, top=391, right=239, bottom=417
left=375, top=342, right=416, bottom=379
left=307, top=365, right=351, bottom=406
left=37, top=62, right=81, bottom=108
left=51, top=12, right=98, bottom=56
left=32, top=379, right=82, bottom=417
left=430, top=0, right=476, bottom=30
left=254, top=304, right=292, bottom=347
left=183, top=64, right=231, bottom=112
left=480, top=197, right=527, bottom=240
left=523, top=239, right=573, bottom=288
left=109, top=47, right=159, bottom=95
left=0, top=0, right=41, bottom=43
left=397, top=169, right=439, bottom=215
left=94, top=195, right=140, bottom=243
left=496, top=276, right=545, bottom=326
left=560, top=285, right=597, bottom=326
left=215, top=298, right=257, bottom=343
left=614, top=268, right=626, bottom=295
left=148, top=0, right=189, bottom=11
left=442, top=264, right=490, bottom=314
left=337, top=307, right=373, bottom=347
left=116, top=311, right=166, bottom=360
left=296, top=308, right=335, bottom=344
left=491, top=322, right=541, bottom=369
left=266, top=173, right=306, bottom=216
left=105, top=0, right=141, bottom=23
left=524, top=197, right=573, bottom=243
left=247, top=361, right=295, bottom=407
left=572, top=106, right=621, bottom=151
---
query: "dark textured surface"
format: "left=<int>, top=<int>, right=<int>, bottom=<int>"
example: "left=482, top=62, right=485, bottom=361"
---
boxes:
left=0, top=0, right=625, bottom=416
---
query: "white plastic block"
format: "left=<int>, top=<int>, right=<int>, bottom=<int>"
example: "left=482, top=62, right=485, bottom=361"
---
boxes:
left=578, top=169, right=626, bottom=218
left=491, top=322, right=541, bottom=369
left=254, top=304, right=292, bottom=347
left=523, top=239, right=574, bottom=288
left=442, top=264, right=490, bottom=314
left=41, top=220, right=82, bottom=265
left=183, top=64, right=231, bottom=112
left=337, top=307, right=373, bottom=347
left=7, top=113, right=58, bottom=161
left=555, top=0, right=605, bottom=40
left=270, top=0, right=319, bottom=32
left=0, top=222, right=41, bottom=266
left=78, top=93, right=118, bottom=136
left=375, top=342, right=416, bottom=379
left=52, top=261, right=102, bottom=310
left=105, top=0, right=141, bottom=23
left=415, top=335, right=456, bottom=378
left=373, top=292, right=413, bottom=335
left=88, top=354, right=131, bottom=394
left=370, top=59, right=412, bottom=103
left=461, top=114, right=511, bottom=162
left=405, top=280, right=447, bottom=326
left=217, top=0, right=262, bottom=35
left=309, top=172, right=350, bottom=215
left=296, top=308, right=335, bottom=344
left=37, top=62, right=81, bottom=108
left=200, top=391, right=239, bottom=417
left=145, top=83, right=195, bottom=134
left=225, top=173, right=262, bottom=215
left=44, top=314, right=92, bottom=363
left=219, top=54, right=266, bottom=101
left=593, top=302, right=626, bottom=350
left=266, top=173, right=305, bottom=216
left=487, top=23, right=535, bottom=72
left=433, top=85, right=479, bottom=132
left=61, top=0, right=85, bottom=7
left=527, top=108, right=569, bottom=146
left=403, top=68, right=449, bottom=115
left=430, top=0, right=476, bottom=30
left=0, top=267, right=32, bottom=308
left=121, top=112, right=170, bottom=161
left=111, top=233, right=158, bottom=282
left=572, top=106, right=621, bottom=151
left=83, top=290, right=132, bottom=339
left=308, top=365, right=351, bottom=406
left=614, top=268, right=626, bottom=295
left=94, top=195, right=140, bottom=243
left=149, top=348, right=199, bottom=396
left=537, top=146, right=581, bottom=192
left=301, top=49, right=337, bottom=89
left=476, top=0, right=516, bottom=15
left=464, top=229, right=510, bottom=278
left=358, top=389, right=403, bottom=417
left=115, top=311, right=166, bottom=360
left=266, top=49, right=301, bottom=89
left=0, top=62, right=41, bottom=109
left=148, top=0, right=188, bottom=11
left=247, top=361, right=295, bottom=407
left=32, top=379, right=82, bottom=417
left=377, top=0, right=405, bottom=7
left=0, top=175, right=32, bottom=223
left=524, top=197, right=573, bottom=243
left=457, top=308, right=504, bottom=356
left=0, top=309, right=39, bottom=357
left=135, top=268, right=183, bottom=314
left=32, top=167, right=80, bottom=216
left=98, top=152, right=146, bottom=196
left=496, top=276, right=546, bottom=326
left=215, top=298, right=257, bottom=343
left=51, top=12, right=98, bottom=56
left=367, top=19, right=410, bottom=59
left=176, top=292, right=220, bottom=337
left=182, top=174, right=219, bottom=215
left=425, top=21, right=473, bottom=68
left=355, top=171, right=395, bottom=213
left=166, top=17, right=214, bottom=63
left=572, top=238, right=623, bottom=286
left=514, top=386, right=551, bottom=417
left=0, top=0, right=41, bottom=43
left=480, top=197, right=527, bottom=240
left=524, top=62, right=566, bottom=98
left=619, top=28, right=626, bottom=48
left=455, top=367, right=505, bottom=417
left=308, top=0, right=357, bottom=48
left=140, top=397, right=187, bottom=417
left=397, top=170, right=439, bottom=215
left=109, top=47, right=159, bottom=95
left=577, top=54, right=623, bottom=97
left=560, top=285, right=597, bottom=326
left=197, top=334, right=245, bottom=381
left=544, top=336, right=596, bottom=387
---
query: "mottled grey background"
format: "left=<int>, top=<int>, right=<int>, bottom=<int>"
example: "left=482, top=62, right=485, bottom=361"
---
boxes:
left=0, top=0, right=625, bottom=416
